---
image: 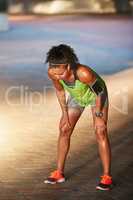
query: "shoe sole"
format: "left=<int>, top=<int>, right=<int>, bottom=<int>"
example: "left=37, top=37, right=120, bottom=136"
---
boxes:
left=96, top=186, right=110, bottom=191
left=44, top=178, right=65, bottom=184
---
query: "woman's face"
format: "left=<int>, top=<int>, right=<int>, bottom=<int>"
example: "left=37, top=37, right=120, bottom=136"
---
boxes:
left=50, top=64, right=70, bottom=80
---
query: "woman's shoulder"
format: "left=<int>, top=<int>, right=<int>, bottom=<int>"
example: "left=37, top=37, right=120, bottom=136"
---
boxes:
left=76, top=64, right=95, bottom=83
left=77, top=63, right=93, bottom=73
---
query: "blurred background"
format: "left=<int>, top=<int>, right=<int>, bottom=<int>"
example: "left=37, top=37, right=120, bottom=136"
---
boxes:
left=2, top=0, right=133, bottom=14
left=0, top=0, right=133, bottom=75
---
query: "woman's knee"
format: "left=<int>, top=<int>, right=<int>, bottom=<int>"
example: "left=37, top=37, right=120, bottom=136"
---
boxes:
left=59, top=126, right=73, bottom=138
left=95, top=127, right=107, bottom=142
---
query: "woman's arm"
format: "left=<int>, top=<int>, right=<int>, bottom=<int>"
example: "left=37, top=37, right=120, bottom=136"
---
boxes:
left=48, top=69, right=71, bottom=129
left=77, top=66, right=105, bottom=114
left=48, top=69, right=68, bottom=114
left=54, top=80, right=68, bottom=115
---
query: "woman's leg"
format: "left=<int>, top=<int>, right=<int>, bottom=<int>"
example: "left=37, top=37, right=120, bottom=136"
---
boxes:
left=91, top=105, right=111, bottom=175
left=57, top=106, right=84, bottom=173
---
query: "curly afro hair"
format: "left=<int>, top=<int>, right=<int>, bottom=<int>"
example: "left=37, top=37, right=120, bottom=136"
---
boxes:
left=45, top=44, right=79, bottom=69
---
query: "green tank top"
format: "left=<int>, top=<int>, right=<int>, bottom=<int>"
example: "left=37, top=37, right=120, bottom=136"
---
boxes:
left=59, top=69, right=106, bottom=107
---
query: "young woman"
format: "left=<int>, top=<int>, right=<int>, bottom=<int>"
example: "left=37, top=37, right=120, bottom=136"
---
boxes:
left=44, top=44, right=112, bottom=190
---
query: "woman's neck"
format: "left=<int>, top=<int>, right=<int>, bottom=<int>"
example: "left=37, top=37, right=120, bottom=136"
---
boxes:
left=65, top=69, right=75, bottom=83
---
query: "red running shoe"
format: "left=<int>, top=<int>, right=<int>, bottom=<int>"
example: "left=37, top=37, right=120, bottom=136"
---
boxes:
left=96, top=175, right=113, bottom=191
left=44, top=170, right=65, bottom=184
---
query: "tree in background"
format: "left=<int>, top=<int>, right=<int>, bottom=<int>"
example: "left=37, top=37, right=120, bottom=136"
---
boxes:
left=0, top=0, right=8, bottom=12
left=0, top=0, right=8, bottom=31
left=113, top=0, right=131, bottom=14
left=6, top=0, right=133, bottom=14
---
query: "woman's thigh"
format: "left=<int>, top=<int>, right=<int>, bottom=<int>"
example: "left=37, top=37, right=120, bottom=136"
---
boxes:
left=62, top=95, right=85, bottom=130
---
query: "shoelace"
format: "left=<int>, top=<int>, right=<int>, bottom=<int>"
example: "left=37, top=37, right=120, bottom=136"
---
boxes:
left=50, top=170, right=60, bottom=178
left=100, top=175, right=112, bottom=184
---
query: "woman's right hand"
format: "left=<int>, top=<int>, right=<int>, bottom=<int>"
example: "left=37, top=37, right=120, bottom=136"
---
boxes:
left=59, top=113, right=71, bottom=132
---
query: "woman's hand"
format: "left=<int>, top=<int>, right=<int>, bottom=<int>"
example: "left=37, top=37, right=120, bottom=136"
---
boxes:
left=59, top=113, right=71, bottom=133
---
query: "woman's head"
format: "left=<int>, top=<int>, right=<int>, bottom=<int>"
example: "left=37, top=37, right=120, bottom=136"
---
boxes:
left=45, top=44, right=79, bottom=70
